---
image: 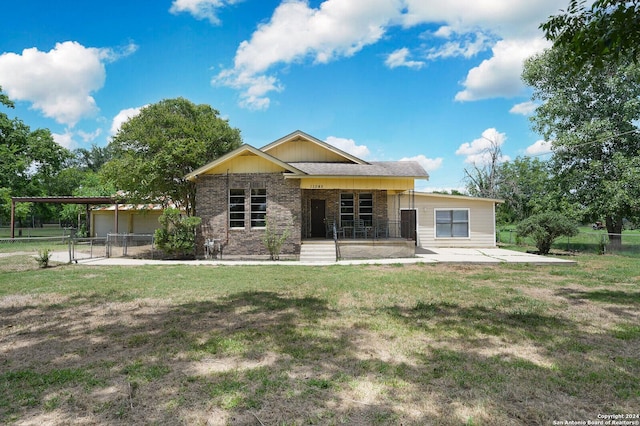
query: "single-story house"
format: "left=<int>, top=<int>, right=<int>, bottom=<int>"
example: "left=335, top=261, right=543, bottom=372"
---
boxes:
left=185, top=130, right=502, bottom=260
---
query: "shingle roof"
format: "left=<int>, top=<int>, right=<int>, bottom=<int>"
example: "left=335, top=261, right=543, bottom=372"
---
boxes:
left=288, top=161, right=429, bottom=178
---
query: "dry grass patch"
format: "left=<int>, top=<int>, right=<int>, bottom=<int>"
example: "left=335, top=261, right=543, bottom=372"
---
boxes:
left=0, top=253, right=638, bottom=424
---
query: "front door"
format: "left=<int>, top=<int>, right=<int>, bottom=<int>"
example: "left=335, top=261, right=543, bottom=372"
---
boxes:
left=310, top=199, right=326, bottom=238
left=401, top=209, right=417, bottom=243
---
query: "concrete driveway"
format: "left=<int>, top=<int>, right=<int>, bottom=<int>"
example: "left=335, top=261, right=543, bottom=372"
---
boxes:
left=48, top=247, right=575, bottom=266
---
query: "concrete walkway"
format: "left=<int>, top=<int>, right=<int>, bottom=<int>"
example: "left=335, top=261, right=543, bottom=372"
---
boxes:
left=48, top=247, right=576, bottom=266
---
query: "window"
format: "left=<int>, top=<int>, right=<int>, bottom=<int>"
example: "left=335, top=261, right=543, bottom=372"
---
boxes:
left=340, top=193, right=354, bottom=225
left=251, top=189, right=266, bottom=227
left=358, top=193, right=373, bottom=226
left=435, top=209, right=469, bottom=238
left=229, top=189, right=245, bottom=228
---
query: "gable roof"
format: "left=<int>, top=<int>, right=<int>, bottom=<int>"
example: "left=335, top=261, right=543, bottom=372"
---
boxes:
left=261, top=130, right=367, bottom=165
left=185, top=144, right=305, bottom=181
left=185, top=131, right=429, bottom=180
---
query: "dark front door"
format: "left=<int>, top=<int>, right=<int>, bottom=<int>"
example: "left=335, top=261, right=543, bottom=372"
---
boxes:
left=401, top=209, right=417, bottom=242
left=311, top=199, right=326, bottom=238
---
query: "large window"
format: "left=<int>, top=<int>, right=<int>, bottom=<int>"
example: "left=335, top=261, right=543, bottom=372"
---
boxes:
left=250, top=188, right=266, bottom=228
left=229, top=189, right=245, bottom=228
left=435, top=209, right=469, bottom=238
left=340, top=193, right=354, bottom=224
left=358, top=193, right=373, bottom=226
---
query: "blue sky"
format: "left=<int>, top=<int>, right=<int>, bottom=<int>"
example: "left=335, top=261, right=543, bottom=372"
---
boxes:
left=0, top=0, right=566, bottom=191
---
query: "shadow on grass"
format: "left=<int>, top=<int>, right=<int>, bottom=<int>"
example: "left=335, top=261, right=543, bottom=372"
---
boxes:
left=555, top=288, right=640, bottom=305
left=1, top=291, right=639, bottom=425
left=385, top=300, right=569, bottom=341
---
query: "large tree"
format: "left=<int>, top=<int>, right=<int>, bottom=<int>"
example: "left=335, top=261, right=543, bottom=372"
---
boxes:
left=495, top=157, right=559, bottom=224
left=541, top=0, right=640, bottom=71
left=522, top=47, right=640, bottom=247
left=1, top=87, right=72, bottom=223
left=102, top=98, right=242, bottom=216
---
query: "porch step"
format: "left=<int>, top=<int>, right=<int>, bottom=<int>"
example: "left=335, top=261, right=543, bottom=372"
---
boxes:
left=300, top=241, right=338, bottom=263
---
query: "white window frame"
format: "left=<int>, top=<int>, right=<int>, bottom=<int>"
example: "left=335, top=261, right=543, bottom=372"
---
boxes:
left=340, top=193, right=354, bottom=226
left=358, top=193, right=373, bottom=226
left=250, top=188, right=267, bottom=228
left=229, top=188, right=245, bottom=228
left=434, top=208, right=470, bottom=239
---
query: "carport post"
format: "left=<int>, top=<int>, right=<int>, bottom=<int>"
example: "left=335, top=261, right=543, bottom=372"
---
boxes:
left=114, top=203, right=119, bottom=234
left=10, top=199, right=15, bottom=239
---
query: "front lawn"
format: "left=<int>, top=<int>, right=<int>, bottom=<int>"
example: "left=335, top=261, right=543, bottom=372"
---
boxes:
left=0, top=254, right=638, bottom=425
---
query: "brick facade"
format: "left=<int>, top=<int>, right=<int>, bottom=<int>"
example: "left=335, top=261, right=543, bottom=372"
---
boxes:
left=195, top=172, right=389, bottom=257
left=195, top=173, right=301, bottom=258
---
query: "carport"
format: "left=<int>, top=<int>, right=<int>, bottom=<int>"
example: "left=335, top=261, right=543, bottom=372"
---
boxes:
left=9, top=196, right=125, bottom=239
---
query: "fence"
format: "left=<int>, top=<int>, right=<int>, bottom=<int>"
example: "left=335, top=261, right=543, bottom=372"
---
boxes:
left=498, top=229, right=640, bottom=255
left=105, top=233, right=156, bottom=258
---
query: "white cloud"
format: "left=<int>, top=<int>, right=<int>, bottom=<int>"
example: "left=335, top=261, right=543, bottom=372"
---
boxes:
left=52, top=130, right=76, bottom=149
left=454, top=38, right=549, bottom=101
left=0, top=41, right=136, bottom=127
left=77, top=128, right=102, bottom=143
left=399, top=154, right=443, bottom=172
left=456, top=128, right=510, bottom=165
left=525, top=139, right=553, bottom=156
left=385, top=48, right=425, bottom=69
left=403, top=0, right=566, bottom=39
left=214, top=0, right=399, bottom=109
left=326, top=136, right=370, bottom=158
left=510, top=101, right=538, bottom=116
left=215, top=0, right=567, bottom=108
left=110, top=106, right=146, bottom=135
left=169, top=0, right=241, bottom=25
left=425, top=29, right=494, bottom=60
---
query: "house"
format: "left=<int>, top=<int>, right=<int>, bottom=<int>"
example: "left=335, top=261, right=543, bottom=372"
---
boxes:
left=186, top=130, right=502, bottom=260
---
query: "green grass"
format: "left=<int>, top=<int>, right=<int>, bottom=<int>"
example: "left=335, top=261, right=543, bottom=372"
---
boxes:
left=0, top=253, right=638, bottom=424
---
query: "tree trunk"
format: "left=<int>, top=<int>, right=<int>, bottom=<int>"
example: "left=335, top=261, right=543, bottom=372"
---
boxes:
left=606, top=216, right=624, bottom=251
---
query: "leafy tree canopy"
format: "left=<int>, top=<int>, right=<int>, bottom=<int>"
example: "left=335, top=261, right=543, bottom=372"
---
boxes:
left=1, top=86, right=73, bottom=223
left=522, top=47, right=640, bottom=245
left=102, top=98, right=242, bottom=216
left=541, top=0, right=640, bottom=70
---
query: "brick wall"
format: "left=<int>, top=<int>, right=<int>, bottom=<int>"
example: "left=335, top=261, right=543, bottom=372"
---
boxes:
left=195, top=173, right=301, bottom=258
left=300, top=189, right=388, bottom=238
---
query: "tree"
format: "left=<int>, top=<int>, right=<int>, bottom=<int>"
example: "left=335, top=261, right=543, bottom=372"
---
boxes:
left=1, top=86, right=72, bottom=224
left=522, top=47, right=640, bottom=248
left=516, top=211, right=579, bottom=255
left=463, top=137, right=504, bottom=199
left=541, top=0, right=640, bottom=71
left=154, top=208, right=202, bottom=258
left=102, top=98, right=242, bottom=216
left=494, top=157, right=577, bottom=224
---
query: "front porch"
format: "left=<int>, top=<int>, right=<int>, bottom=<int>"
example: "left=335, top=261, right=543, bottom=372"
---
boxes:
left=301, top=236, right=415, bottom=262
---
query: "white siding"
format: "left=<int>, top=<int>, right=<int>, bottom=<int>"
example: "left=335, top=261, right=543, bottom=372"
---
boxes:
left=412, top=194, right=498, bottom=248
left=91, top=211, right=162, bottom=237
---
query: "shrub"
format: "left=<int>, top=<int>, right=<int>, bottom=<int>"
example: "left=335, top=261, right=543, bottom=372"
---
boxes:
left=154, top=208, right=202, bottom=258
left=35, top=248, right=52, bottom=268
left=516, top=212, right=579, bottom=255
left=262, top=218, right=291, bottom=261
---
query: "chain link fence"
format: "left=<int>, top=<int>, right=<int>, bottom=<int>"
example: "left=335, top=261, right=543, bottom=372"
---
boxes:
left=498, top=228, right=640, bottom=255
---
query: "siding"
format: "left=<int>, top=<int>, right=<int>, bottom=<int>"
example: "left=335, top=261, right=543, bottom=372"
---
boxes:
left=91, top=211, right=162, bottom=237
left=264, top=139, right=349, bottom=163
left=413, top=195, right=497, bottom=248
